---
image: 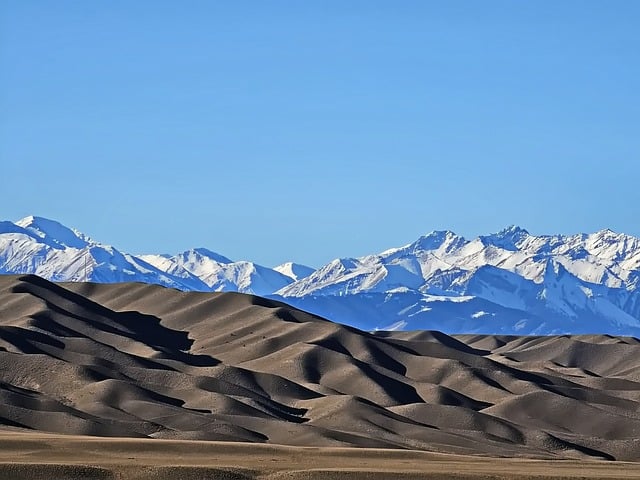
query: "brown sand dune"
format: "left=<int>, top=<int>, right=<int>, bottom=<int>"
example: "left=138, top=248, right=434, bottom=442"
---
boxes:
left=1, top=274, right=640, bottom=465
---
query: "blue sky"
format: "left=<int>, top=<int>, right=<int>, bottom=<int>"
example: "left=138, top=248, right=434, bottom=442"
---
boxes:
left=1, top=1, right=638, bottom=267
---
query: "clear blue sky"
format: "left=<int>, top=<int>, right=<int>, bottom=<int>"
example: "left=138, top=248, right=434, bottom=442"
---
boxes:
left=1, top=1, right=638, bottom=267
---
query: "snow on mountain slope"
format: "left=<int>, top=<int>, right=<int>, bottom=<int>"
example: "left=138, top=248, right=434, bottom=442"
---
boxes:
left=140, top=249, right=234, bottom=289
left=15, top=215, right=92, bottom=249
left=142, top=248, right=292, bottom=295
left=0, top=217, right=292, bottom=296
left=274, top=225, right=640, bottom=334
left=0, top=217, right=204, bottom=289
left=276, top=246, right=432, bottom=298
left=2, top=215, right=640, bottom=335
left=273, top=262, right=314, bottom=281
left=175, top=254, right=292, bottom=295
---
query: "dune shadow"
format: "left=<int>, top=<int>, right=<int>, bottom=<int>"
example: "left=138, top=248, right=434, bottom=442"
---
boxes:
left=12, top=275, right=219, bottom=368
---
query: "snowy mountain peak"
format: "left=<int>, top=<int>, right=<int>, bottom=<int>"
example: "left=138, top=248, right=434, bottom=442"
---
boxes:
left=274, top=262, right=315, bottom=281
left=589, top=228, right=640, bottom=247
left=410, top=230, right=467, bottom=253
left=497, top=225, right=529, bottom=237
left=15, top=215, right=90, bottom=249
left=187, top=247, right=233, bottom=264
left=480, top=225, right=530, bottom=251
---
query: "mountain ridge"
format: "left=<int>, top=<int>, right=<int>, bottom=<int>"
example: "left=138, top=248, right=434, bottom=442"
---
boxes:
left=2, top=215, right=640, bottom=335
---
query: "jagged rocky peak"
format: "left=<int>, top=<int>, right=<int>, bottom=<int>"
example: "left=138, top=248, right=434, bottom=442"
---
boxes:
left=497, top=225, right=530, bottom=237
left=410, top=230, right=467, bottom=253
left=480, top=225, right=530, bottom=251
left=590, top=228, right=636, bottom=245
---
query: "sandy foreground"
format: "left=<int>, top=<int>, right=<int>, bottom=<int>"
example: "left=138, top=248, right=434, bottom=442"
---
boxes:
left=1, top=430, right=640, bottom=479
left=2, top=274, right=640, bottom=478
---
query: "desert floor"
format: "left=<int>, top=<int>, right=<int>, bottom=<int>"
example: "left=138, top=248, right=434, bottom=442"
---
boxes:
left=1, top=430, right=640, bottom=479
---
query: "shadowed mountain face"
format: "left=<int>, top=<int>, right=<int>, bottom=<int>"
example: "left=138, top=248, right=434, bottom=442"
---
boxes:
left=1, top=275, right=640, bottom=460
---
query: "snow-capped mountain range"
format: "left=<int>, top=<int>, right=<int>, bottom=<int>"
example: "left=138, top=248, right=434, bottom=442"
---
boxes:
left=2, top=216, right=640, bottom=336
